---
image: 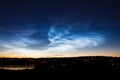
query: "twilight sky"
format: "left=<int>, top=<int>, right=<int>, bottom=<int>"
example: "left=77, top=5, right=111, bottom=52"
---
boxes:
left=0, top=0, right=120, bottom=58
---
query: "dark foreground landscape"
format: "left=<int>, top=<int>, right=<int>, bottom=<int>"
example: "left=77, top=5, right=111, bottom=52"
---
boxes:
left=0, top=56, right=120, bottom=80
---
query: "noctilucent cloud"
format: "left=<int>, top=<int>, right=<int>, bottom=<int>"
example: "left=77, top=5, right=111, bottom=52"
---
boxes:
left=0, top=1, right=120, bottom=57
left=0, top=25, right=105, bottom=55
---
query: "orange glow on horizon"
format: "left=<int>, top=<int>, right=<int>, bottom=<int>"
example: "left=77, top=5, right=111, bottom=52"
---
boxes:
left=0, top=49, right=120, bottom=58
left=0, top=52, right=120, bottom=58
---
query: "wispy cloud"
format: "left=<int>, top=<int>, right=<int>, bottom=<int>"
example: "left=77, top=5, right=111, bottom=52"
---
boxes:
left=0, top=25, right=106, bottom=57
left=45, top=26, right=105, bottom=53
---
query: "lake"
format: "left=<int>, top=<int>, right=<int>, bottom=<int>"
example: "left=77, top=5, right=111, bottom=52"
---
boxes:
left=0, top=65, right=34, bottom=70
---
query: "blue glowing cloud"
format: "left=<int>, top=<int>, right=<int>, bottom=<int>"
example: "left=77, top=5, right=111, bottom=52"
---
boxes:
left=46, top=26, right=105, bottom=53
left=0, top=25, right=106, bottom=56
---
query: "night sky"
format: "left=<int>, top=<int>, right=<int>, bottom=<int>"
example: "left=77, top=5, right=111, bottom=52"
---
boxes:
left=0, top=0, right=120, bottom=58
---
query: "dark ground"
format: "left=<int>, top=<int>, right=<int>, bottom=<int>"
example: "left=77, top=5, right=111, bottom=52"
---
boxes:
left=0, top=56, right=120, bottom=80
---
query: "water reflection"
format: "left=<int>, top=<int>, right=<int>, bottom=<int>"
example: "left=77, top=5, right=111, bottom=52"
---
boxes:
left=0, top=66, right=34, bottom=70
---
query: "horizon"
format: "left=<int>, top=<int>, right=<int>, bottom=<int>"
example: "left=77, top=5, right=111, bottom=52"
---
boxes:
left=0, top=53, right=120, bottom=58
left=0, top=55, right=120, bottom=59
